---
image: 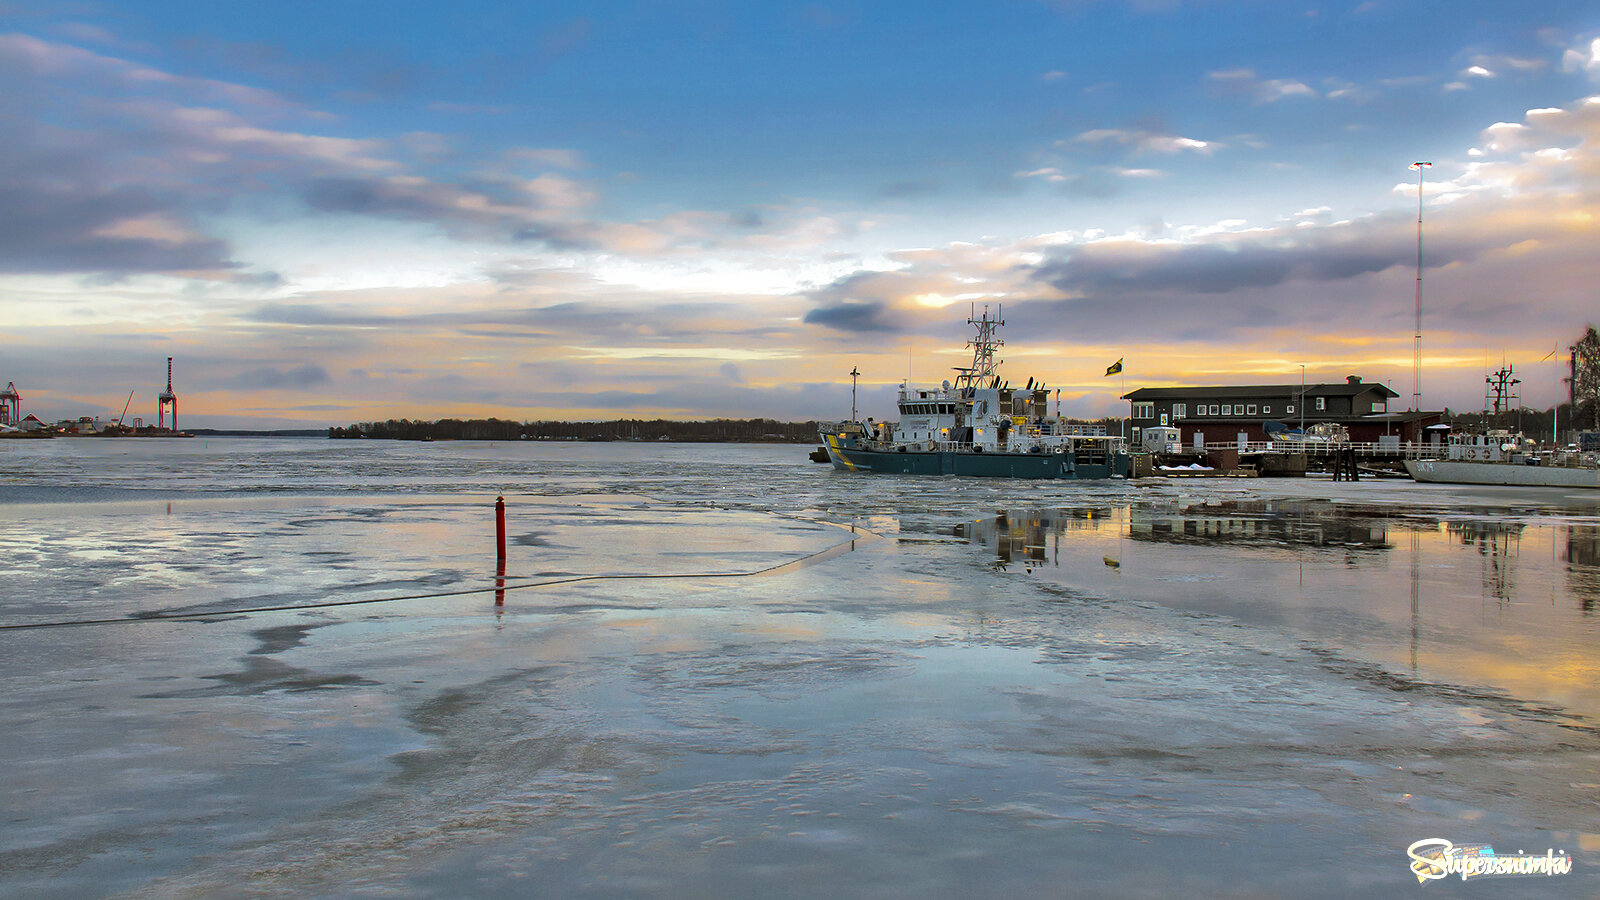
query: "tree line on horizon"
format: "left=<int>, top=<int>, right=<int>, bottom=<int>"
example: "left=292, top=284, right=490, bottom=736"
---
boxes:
left=329, top=417, right=824, bottom=442
left=328, top=414, right=1144, bottom=443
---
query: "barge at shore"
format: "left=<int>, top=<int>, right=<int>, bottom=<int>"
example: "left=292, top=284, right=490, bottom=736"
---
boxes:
left=819, top=307, right=1130, bottom=480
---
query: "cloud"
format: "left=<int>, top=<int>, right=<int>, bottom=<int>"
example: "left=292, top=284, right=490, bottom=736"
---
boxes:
left=1030, top=224, right=1414, bottom=297
left=1476, top=54, right=1546, bottom=74
left=218, top=364, right=331, bottom=391
left=505, top=147, right=585, bottom=169
left=801, top=243, right=1048, bottom=335
left=298, top=172, right=592, bottom=244
left=1017, top=167, right=1068, bottom=183
left=0, top=182, right=239, bottom=275
left=1209, top=68, right=1318, bottom=103
left=803, top=300, right=899, bottom=333
left=0, top=33, right=601, bottom=276
left=880, top=179, right=939, bottom=198
left=1067, top=127, right=1216, bottom=154
left=797, top=89, right=1600, bottom=356
left=1562, top=37, right=1600, bottom=78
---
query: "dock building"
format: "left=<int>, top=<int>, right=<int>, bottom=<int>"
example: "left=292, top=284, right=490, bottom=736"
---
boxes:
left=1123, top=376, right=1442, bottom=446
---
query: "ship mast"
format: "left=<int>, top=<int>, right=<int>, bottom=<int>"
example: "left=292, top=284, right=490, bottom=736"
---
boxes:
left=952, top=303, right=1004, bottom=392
left=1484, top=363, right=1519, bottom=416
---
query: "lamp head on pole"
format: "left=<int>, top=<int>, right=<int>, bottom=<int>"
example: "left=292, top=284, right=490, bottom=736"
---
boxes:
left=1409, top=161, right=1432, bottom=171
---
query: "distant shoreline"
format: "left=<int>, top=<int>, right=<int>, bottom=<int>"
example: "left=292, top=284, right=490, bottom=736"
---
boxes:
left=328, top=417, right=823, bottom=443
left=189, top=429, right=328, bottom=438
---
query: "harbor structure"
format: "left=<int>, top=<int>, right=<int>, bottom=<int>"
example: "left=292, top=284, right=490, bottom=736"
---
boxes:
left=157, top=358, right=177, bottom=432
left=0, top=382, right=18, bottom=425
left=1123, top=377, right=1442, bottom=446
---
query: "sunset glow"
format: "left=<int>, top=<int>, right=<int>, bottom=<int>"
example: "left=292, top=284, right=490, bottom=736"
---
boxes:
left=3, top=3, right=1598, bottom=427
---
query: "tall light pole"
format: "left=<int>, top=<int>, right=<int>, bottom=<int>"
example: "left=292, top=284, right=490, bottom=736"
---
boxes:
left=850, top=366, right=860, bottom=422
left=1410, top=161, right=1432, bottom=412
left=1299, top=364, right=1306, bottom=433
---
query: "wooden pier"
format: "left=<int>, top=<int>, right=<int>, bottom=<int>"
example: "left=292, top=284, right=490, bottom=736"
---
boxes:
left=1147, top=440, right=1439, bottom=480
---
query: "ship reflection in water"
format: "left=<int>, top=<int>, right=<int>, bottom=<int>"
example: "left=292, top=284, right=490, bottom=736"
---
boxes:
left=951, top=508, right=1112, bottom=572
left=954, top=500, right=1600, bottom=721
left=954, top=500, right=1391, bottom=569
left=1568, top=525, right=1600, bottom=613
left=1127, top=499, right=1391, bottom=551
left=1447, top=520, right=1525, bottom=605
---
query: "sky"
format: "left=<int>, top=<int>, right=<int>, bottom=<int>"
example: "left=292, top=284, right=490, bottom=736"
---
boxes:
left=2, top=0, right=1599, bottom=429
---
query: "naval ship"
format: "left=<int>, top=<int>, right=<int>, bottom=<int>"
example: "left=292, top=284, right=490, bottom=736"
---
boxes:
left=819, top=306, right=1130, bottom=479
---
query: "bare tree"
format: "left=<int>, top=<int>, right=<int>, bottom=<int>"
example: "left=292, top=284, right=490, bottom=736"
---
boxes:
left=1571, top=326, right=1600, bottom=431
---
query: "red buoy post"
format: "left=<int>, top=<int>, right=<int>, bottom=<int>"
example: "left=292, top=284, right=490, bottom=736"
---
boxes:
left=495, top=496, right=507, bottom=561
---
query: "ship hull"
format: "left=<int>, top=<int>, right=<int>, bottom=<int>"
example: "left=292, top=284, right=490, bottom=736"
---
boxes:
left=823, top=435, right=1128, bottom=480
left=1404, top=459, right=1599, bottom=489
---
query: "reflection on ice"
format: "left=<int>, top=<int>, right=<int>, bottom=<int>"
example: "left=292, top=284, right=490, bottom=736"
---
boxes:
left=949, top=500, right=1600, bottom=726
left=3, top=441, right=1600, bottom=895
left=955, top=501, right=1397, bottom=572
left=1132, top=500, right=1392, bottom=550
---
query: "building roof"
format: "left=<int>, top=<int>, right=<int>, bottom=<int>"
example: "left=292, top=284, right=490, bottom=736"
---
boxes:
left=1123, top=381, right=1400, bottom=401
left=1358, top=411, right=1444, bottom=423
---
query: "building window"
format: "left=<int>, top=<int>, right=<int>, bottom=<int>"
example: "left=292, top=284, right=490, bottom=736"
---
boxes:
left=1371, top=402, right=1385, bottom=413
left=1286, top=404, right=1295, bottom=414
left=1247, top=404, right=1257, bottom=415
left=1315, top=397, right=1326, bottom=411
left=1132, top=402, right=1154, bottom=419
left=1263, top=405, right=1272, bottom=414
left=1173, top=403, right=1186, bottom=419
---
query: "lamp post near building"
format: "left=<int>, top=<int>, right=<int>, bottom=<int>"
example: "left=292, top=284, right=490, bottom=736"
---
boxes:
left=1299, top=364, right=1306, bottom=433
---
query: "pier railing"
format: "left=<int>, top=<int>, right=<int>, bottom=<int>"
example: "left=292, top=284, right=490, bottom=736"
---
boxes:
left=1196, top=440, right=1438, bottom=458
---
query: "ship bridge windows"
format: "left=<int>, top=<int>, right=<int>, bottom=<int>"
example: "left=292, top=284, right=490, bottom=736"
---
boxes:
left=900, top=402, right=957, bottom=416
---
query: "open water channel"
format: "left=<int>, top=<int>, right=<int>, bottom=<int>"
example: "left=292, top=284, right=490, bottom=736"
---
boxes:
left=1, top=438, right=1597, bottom=897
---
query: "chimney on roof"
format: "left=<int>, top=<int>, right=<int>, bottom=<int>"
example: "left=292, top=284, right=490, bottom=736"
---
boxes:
left=1346, top=375, right=1362, bottom=384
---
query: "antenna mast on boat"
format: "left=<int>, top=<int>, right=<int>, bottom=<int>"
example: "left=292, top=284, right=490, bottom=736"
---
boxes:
left=1484, top=362, right=1519, bottom=416
left=850, top=366, right=860, bottom=421
left=953, top=303, right=1004, bottom=392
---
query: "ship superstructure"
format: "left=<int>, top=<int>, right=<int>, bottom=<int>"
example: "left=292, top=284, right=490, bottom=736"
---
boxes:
left=820, top=306, right=1129, bottom=479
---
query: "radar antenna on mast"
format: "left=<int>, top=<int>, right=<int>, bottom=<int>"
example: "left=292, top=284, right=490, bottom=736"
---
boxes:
left=952, top=303, right=1004, bottom=392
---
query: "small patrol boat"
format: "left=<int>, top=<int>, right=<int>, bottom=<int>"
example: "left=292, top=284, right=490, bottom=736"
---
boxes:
left=1405, top=431, right=1599, bottom=489
left=819, top=306, right=1130, bottom=479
